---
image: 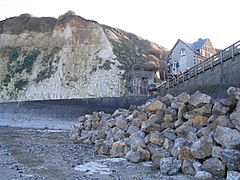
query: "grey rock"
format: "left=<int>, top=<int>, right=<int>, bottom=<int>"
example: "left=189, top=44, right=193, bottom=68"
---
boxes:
left=163, top=108, right=177, bottom=122
left=194, top=171, right=213, bottom=179
left=73, top=121, right=84, bottom=130
left=110, top=140, right=126, bottom=157
left=151, top=150, right=171, bottom=169
left=161, top=93, right=174, bottom=106
left=69, top=128, right=80, bottom=141
left=186, top=131, right=198, bottom=142
left=125, top=147, right=150, bottom=163
left=144, top=100, right=166, bottom=114
left=175, top=121, right=197, bottom=137
left=106, top=118, right=116, bottom=128
left=214, top=126, right=240, bottom=148
left=78, top=115, right=87, bottom=122
left=212, top=145, right=223, bottom=158
left=113, top=129, right=129, bottom=141
left=171, top=100, right=187, bottom=119
left=171, top=138, right=192, bottom=157
left=127, top=125, right=140, bottom=135
left=94, top=139, right=113, bottom=155
left=193, top=103, right=213, bottom=117
left=163, top=138, right=174, bottom=150
left=115, top=115, right=128, bottom=130
left=227, top=87, right=240, bottom=100
left=125, top=131, right=146, bottom=150
left=159, top=157, right=182, bottom=175
left=220, top=98, right=237, bottom=108
left=174, top=119, right=184, bottom=128
left=92, top=111, right=100, bottom=129
left=126, top=150, right=143, bottom=163
left=83, top=116, right=92, bottom=130
left=211, top=115, right=234, bottom=131
left=112, top=108, right=129, bottom=118
left=188, top=91, right=212, bottom=108
left=212, top=101, right=230, bottom=116
left=230, top=101, right=240, bottom=130
left=176, top=92, right=191, bottom=103
left=91, top=130, right=106, bottom=143
left=202, top=157, right=226, bottom=178
left=147, top=143, right=163, bottom=156
left=226, top=170, right=240, bottom=180
left=193, top=161, right=202, bottom=172
left=149, top=131, right=164, bottom=146
left=190, top=135, right=213, bottom=159
left=131, top=110, right=140, bottom=118
left=220, top=149, right=240, bottom=171
left=181, top=160, right=196, bottom=176
left=141, top=120, right=163, bottom=133
left=196, top=126, right=212, bottom=138
left=131, top=118, right=142, bottom=128
left=162, top=128, right=177, bottom=141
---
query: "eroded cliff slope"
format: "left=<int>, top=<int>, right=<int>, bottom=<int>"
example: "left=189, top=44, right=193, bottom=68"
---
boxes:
left=0, top=11, right=167, bottom=102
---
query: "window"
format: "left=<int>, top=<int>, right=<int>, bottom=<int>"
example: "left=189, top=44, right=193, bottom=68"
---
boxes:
left=180, top=48, right=185, bottom=56
left=173, top=61, right=177, bottom=68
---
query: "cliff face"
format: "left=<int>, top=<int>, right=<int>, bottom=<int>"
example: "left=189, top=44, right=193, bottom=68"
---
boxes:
left=0, top=11, right=167, bottom=102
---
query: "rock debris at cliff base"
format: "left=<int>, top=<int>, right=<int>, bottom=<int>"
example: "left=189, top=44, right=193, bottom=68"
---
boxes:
left=70, top=86, right=240, bottom=179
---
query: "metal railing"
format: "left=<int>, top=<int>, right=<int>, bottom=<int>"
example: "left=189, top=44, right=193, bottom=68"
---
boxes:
left=159, top=40, right=240, bottom=91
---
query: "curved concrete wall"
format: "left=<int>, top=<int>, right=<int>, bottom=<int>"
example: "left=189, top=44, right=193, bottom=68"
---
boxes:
left=0, top=96, right=153, bottom=130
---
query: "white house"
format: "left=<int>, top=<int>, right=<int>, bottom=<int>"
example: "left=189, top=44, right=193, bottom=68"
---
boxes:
left=167, top=38, right=216, bottom=75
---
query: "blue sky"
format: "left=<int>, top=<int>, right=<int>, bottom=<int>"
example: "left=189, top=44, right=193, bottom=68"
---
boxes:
left=0, top=0, right=239, bottom=49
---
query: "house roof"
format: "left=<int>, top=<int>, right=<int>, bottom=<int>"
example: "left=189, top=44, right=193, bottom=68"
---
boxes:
left=192, top=38, right=208, bottom=50
left=166, top=39, right=194, bottom=59
left=166, top=38, right=209, bottom=60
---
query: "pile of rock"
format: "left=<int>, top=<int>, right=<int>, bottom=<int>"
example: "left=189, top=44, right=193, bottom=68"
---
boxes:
left=70, top=87, right=240, bottom=179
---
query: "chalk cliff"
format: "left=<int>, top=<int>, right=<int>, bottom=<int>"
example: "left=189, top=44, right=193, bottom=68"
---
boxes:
left=0, top=11, right=167, bottom=102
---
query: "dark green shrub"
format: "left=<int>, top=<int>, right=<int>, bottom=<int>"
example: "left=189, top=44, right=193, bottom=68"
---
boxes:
left=8, top=47, right=20, bottom=62
left=14, top=79, right=29, bottom=90
left=2, top=74, right=11, bottom=86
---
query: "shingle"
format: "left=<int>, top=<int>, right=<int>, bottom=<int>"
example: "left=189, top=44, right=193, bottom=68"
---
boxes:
left=192, top=38, right=208, bottom=50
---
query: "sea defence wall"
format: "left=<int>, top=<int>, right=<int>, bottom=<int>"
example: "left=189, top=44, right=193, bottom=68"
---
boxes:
left=159, top=41, right=240, bottom=98
left=0, top=96, right=152, bottom=130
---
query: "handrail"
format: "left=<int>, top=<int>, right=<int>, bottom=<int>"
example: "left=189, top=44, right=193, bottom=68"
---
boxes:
left=159, top=40, right=240, bottom=91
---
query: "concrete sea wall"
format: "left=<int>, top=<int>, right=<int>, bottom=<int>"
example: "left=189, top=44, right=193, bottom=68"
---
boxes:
left=0, top=96, right=152, bottom=130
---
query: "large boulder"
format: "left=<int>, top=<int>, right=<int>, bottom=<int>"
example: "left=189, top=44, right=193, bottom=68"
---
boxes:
left=110, top=140, right=127, bottom=157
left=214, top=126, right=240, bottom=149
left=220, top=149, right=240, bottom=171
left=202, top=158, right=226, bottom=178
left=144, top=100, right=166, bottom=114
left=190, top=135, right=213, bottom=159
left=159, top=157, right=182, bottom=175
left=188, top=91, right=212, bottom=108
left=227, top=87, right=240, bottom=100
left=230, top=101, right=240, bottom=130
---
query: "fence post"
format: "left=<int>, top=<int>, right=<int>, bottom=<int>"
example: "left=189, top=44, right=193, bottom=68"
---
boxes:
left=202, top=61, right=205, bottom=72
left=211, top=56, right=213, bottom=68
left=231, top=44, right=235, bottom=61
left=220, top=51, right=223, bottom=63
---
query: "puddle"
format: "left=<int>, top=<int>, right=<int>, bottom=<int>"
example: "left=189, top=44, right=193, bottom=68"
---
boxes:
left=74, top=157, right=127, bottom=175
left=27, top=129, right=68, bottom=133
left=74, top=161, right=112, bottom=175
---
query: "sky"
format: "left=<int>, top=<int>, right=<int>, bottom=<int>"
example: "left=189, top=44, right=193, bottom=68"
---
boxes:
left=0, top=0, right=239, bottom=50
